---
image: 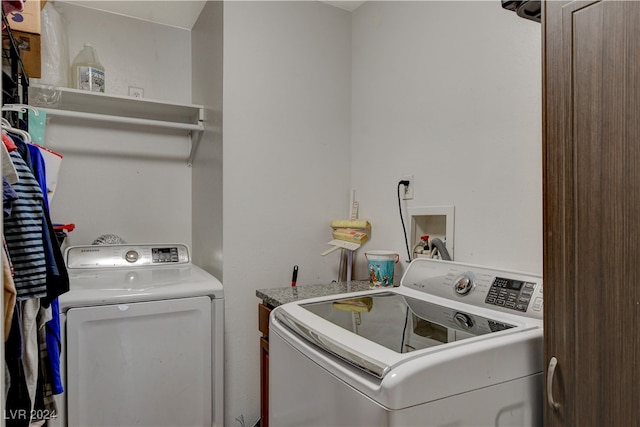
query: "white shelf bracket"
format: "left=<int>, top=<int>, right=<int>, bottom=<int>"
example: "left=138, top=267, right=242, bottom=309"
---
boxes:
left=187, top=128, right=205, bottom=167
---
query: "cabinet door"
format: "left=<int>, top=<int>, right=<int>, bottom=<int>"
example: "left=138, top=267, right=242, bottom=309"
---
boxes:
left=543, top=1, right=640, bottom=426
left=260, top=337, right=270, bottom=427
left=259, top=303, right=272, bottom=427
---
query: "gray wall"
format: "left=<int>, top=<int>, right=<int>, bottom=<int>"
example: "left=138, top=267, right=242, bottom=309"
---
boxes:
left=47, top=2, right=193, bottom=246
left=351, top=1, right=542, bottom=276
left=192, top=1, right=224, bottom=280
left=222, top=2, right=353, bottom=424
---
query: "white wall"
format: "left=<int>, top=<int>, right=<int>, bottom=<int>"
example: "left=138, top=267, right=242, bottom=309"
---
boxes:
left=45, top=3, right=194, bottom=246
left=223, top=2, right=352, bottom=424
left=57, top=1, right=192, bottom=103
left=351, top=1, right=542, bottom=276
left=192, top=1, right=224, bottom=280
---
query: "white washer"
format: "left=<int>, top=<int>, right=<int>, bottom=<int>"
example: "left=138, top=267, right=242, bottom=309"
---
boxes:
left=53, top=244, right=224, bottom=427
left=269, top=258, right=543, bottom=426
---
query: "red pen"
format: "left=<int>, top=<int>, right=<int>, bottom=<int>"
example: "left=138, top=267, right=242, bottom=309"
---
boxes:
left=291, top=265, right=298, bottom=287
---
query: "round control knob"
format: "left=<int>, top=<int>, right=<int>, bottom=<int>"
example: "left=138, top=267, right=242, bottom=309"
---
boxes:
left=453, top=275, right=474, bottom=295
left=124, top=250, right=139, bottom=263
left=454, top=312, right=474, bottom=330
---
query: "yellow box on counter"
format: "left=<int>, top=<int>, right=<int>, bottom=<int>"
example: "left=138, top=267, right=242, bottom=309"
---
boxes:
left=331, top=228, right=369, bottom=244
left=2, top=31, right=41, bottom=78
left=6, top=0, right=43, bottom=34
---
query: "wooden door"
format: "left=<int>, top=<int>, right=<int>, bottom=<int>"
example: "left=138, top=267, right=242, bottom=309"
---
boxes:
left=543, top=1, right=640, bottom=425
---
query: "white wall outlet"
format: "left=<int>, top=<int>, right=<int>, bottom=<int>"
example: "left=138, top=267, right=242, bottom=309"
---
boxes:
left=128, top=86, right=144, bottom=98
left=402, top=175, right=414, bottom=200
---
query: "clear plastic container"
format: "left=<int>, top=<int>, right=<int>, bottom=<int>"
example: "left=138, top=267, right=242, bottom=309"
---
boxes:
left=71, top=43, right=105, bottom=92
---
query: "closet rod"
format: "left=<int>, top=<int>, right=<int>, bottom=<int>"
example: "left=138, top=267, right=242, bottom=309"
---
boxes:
left=39, top=108, right=204, bottom=131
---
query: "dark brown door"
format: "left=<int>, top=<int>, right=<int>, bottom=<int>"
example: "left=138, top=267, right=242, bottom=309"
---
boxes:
left=543, top=1, right=640, bottom=425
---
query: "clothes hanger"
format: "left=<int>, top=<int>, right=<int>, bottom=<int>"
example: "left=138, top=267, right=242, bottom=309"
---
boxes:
left=2, top=110, right=33, bottom=143
left=2, top=104, right=39, bottom=116
left=2, top=104, right=42, bottom=144
left=2, top=122, right=32, bottom=143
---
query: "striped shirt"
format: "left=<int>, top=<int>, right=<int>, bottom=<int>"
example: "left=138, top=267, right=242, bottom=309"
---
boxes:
left=4, top=151, right=47, bottom=300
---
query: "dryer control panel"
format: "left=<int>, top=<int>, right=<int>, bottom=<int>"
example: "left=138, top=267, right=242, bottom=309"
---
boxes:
left=65, top=244, right=190, bottom=268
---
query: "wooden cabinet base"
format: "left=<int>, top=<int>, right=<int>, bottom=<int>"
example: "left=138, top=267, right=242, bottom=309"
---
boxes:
left=258, top=303, right=272, bottom=427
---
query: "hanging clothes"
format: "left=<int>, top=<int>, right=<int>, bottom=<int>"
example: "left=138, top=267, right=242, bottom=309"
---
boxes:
left=19, top=299, right=41, bottom=419
left=3, top=126, right=69, bottom=425
left=1, top=137, right=19, bottom=185
left=20, top=137, right=69, bottom=396
left=4, top=148, right=48, bottom=300
left=3, top=247, right=17, bottom=341
left=3, top=134, right=69, bottom=302
left=3, top=131, right=21, bottom=342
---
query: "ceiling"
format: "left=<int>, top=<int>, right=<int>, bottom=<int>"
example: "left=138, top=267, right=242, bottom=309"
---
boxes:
left=58, top=0, right=366, bottom=30
left=57, top=1, right=207, bottom=29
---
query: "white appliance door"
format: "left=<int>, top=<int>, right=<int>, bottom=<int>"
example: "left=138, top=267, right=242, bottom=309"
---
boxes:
left=269, top=328, right=389, bottom=427
left=65, top=296, right=212, bottom=427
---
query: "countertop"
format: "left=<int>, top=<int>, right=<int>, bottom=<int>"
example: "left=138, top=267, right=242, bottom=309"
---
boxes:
left=256, top=280, right=373, bottom=308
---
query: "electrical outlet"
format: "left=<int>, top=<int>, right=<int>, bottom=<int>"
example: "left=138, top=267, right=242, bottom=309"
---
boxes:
left=402, top=175, right=414, bottom=200
left=128, top=86, right=144, bottom=98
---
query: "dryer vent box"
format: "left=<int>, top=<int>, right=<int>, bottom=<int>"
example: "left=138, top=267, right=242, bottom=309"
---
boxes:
left=409, top=206, right=455, bottom=260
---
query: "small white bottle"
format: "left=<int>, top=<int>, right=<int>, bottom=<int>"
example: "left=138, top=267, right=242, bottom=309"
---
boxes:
left=71, top=43, right=105, bottom=92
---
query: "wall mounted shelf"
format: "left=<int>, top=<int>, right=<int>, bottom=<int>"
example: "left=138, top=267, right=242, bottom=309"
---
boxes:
left=30, top=84, right=205, bottom=164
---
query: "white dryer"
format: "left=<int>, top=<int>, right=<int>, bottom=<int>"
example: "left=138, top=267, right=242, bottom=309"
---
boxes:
left=53, top=244, right=224, bottom=427
left=269, top=258, right=543, bottom=426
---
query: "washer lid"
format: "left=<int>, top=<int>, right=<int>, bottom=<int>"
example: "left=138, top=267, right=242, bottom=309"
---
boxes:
left=61, top=264, right=223, bottom=311
left=304, top=291, right=515, bottom=351
left=272, top=257, right=542, bottom=380
left=273, top=287, right=540, bottom=379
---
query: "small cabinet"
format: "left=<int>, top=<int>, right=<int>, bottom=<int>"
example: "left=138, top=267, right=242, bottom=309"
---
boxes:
left=543, top=1, right=640, bottom=425
left=258, top=303, right=272, bottom=427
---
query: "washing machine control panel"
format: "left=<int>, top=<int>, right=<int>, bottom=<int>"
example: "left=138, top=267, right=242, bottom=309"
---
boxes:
left=485, top=277, right=537, bottom=312
left=65, top=244, right=190, bottom=268
left=401, top=258, right=543, bottom=320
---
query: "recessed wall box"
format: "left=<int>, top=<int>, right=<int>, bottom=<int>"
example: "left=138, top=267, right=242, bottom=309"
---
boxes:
left=408, top=206, right=455, bottom=260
